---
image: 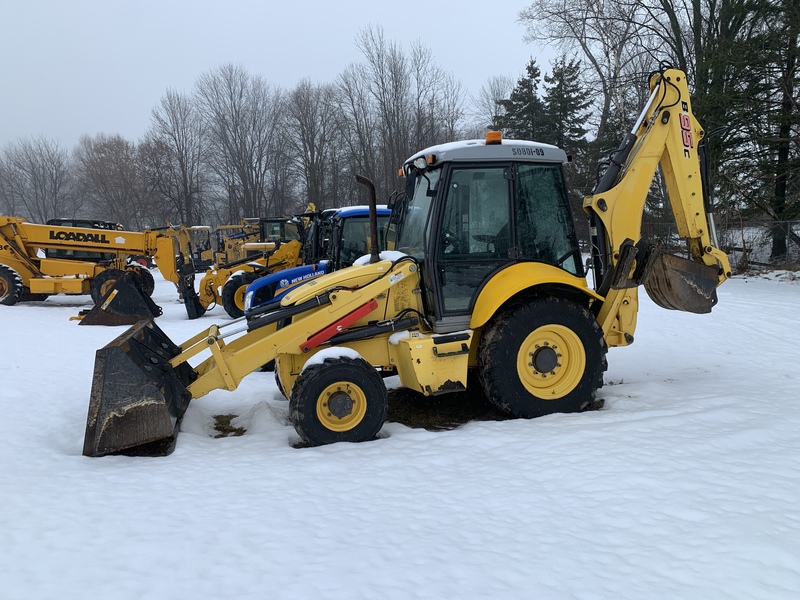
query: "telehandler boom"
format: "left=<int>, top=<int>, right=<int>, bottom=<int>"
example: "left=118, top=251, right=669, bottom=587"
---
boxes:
left=83, top=66, right=731, bottom=456
left=0, top=217, right=198, bottom=321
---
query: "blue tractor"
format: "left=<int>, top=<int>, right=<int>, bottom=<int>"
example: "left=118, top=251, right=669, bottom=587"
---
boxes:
left=243, top=205, right=391, bottom=314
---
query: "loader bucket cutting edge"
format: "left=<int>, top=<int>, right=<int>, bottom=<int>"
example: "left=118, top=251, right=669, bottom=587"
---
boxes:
left=643, top=250, right=719, bottom=314
left=83, top=319, right=197, bottom=457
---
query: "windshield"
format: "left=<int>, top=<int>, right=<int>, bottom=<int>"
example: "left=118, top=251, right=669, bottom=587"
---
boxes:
left=337, top=215, right=389, bottom=266
left=392, top=167, right=441, bottom=259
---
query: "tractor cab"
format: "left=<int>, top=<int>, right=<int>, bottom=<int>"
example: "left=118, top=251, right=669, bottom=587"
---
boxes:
left=389, top=132, right=585, bottom=332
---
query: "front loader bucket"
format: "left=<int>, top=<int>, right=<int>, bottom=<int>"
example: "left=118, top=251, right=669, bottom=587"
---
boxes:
left=83, top=319, right=198, bottom=457
left=643, top=250, right=720, bottom=314
left=79, top=271, right=162, bottom=326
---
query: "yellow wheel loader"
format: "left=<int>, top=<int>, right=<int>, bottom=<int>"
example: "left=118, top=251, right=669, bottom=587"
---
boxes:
left=183, top=216, right=307, bottom=320
left=0, top=217, right=199, bottom=323
left=83, top=66, right=731, bottom=456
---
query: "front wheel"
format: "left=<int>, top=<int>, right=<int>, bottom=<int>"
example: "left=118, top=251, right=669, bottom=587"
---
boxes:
left=221, top=272, right=260, bottom=318
left=289, top=356, right=388, bottom=446
left=0, top=265, right=24, bottom=305
left=90, top=269, right=125, bottom=305
left=478, top=296, right=607, bottom=418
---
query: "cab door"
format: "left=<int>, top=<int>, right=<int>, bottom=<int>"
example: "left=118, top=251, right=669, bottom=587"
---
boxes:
left=430, top=164, right=513, bottom=320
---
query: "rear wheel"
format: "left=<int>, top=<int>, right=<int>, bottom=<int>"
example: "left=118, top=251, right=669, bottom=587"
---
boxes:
left=289, top=356, right=388, bottom=446
left=0, top=265, right=24, bottom=305
left=478, top=296, right=606, bottom=418
left=90, top=269, right=125, bottom=304
left=221, top=272, right=260, bottom=318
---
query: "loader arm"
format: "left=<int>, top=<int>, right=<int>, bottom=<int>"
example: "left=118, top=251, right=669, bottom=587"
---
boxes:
left=178, top=258, right=416, bottom=398
left=582, top=68, right=732, bottom=347
left=83, top=256, right=422, bottom=456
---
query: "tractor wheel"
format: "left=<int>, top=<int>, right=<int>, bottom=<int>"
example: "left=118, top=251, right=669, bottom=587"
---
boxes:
left=0, top=265, right=24, bottom=306
left=128, top=266, right=155, bottom=297
left=274, top=360, right=287, bottom=399
left=90, top=269, right=125, bottom=305
left=289, top=356, right=388, bottom=446
left=221, top=272, right=260, bottom=319
left=478, top=296, right=607, bottom=418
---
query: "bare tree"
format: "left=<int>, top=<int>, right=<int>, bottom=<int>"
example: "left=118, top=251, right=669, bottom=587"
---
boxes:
left=471, top=74, right=515, bottom=134
left=0, top=137, right=79, bottom=222
left=334, top=61, right=381, bottom=202
left=285, top=80, right=339, bottom=209
left=73, top=134, right=157, bottom=229
left=334, top=25, right=468, bottom=201
left=194, top=63, right=286, bottom=219
left=519, top=0, right=648, bottom=143
left=142, top=88, right=207, bottom=225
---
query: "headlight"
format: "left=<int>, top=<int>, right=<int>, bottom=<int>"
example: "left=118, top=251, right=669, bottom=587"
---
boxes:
left=244, top=290, right=254, bottom=311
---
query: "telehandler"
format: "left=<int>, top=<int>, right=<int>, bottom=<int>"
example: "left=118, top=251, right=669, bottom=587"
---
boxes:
left=0, top=217, right=198, bottom=322
left=83, top=66, right=731, bottom=456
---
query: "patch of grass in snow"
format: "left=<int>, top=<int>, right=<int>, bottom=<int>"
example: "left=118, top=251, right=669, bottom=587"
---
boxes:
left=213, top=414, right=246, bottom=438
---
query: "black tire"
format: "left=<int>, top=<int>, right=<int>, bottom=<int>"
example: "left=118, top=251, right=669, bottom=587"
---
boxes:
left=274, top=358, right=287, bottom=399
left=0, top=265, right=24, bottom=306
left=289, top=356, right=388, bottom=446
left=478, top=296, right=607, bottom=418
left=90, top=269, right=125, bottom=305
left=128, top=266, right=155, bottom=297
left=221, top=272, right=260, bottom=319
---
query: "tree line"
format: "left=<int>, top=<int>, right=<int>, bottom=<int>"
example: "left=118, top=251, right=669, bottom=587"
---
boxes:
left=1, top=4, right=797, bottom=261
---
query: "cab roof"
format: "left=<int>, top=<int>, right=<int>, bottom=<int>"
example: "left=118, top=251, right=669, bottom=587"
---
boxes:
left=404, top=135, right=568, bottom=168
left=331, top=205, right=390, bottom=219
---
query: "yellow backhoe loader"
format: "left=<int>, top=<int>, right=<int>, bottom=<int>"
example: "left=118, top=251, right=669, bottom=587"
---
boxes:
left=83, top=66, right=731, bottom=456
left=0, top=218, right=198, bottom=324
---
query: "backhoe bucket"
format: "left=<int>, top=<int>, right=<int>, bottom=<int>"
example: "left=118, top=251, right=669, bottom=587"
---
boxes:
left=79, top=271, right=162, bottom=326
left=178, top=262, right=207, bottom=320
left=182, top=283, right=207, bottom=319
left=643, top=250, right=719, bottom=314
left=83, top=319, right=197, bottom=457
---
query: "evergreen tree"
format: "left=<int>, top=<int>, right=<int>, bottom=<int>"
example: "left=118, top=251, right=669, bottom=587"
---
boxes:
left=541, top=56, right=592, bottom=152
left=491, top=59, right=546, bottom=139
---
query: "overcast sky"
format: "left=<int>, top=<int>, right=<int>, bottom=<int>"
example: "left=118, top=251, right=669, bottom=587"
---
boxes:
left=0, top=0, right=550, bottom=149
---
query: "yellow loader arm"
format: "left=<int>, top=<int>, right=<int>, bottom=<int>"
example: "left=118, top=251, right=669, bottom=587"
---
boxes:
left=83, top=255, right=429, bottom=456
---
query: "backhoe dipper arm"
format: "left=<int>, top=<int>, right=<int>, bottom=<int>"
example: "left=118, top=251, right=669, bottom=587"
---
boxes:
left=582, top=67, right=732, bottom=346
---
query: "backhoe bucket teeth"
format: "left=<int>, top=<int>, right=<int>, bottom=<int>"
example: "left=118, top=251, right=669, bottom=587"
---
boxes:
left=83, top=319, right=197, bottom=457
left=643, top=250, right=719, bottom=314
left=79, top=271, right=162, bottom=326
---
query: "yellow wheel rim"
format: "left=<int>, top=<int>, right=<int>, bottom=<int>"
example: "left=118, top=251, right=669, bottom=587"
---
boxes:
left=0, top=279, right=8, bottom=297
left=316, top=382, right=368, bottom=432
left=99, top=278, right=117, bottom=299
left=234, top=285, right=247, bottom=311
left=517, top=324, right=585, bottom=400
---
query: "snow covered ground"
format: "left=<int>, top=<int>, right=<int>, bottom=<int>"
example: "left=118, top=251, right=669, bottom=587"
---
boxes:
left=1, top=269, right=799, bottom=599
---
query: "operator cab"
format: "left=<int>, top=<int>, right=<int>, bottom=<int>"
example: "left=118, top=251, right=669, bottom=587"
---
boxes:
left=389, top=131, right=584, bottom=331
